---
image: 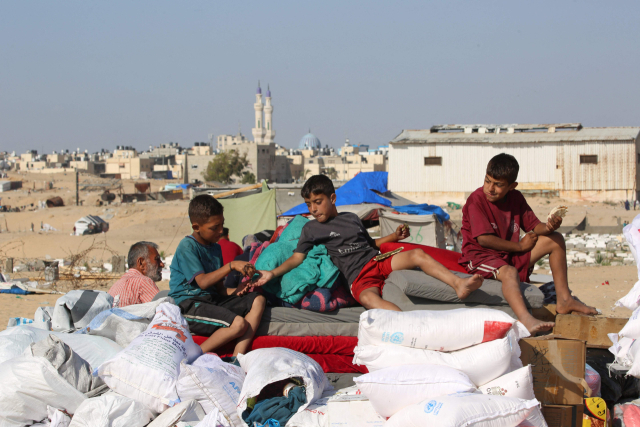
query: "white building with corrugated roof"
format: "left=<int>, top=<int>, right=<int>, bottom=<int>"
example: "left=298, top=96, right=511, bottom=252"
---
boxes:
left=388, top=123, right=640, bottom=202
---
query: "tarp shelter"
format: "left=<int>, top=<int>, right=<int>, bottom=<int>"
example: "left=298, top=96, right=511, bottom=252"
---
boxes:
left=282, top=172, right=392, bottom=216
left=218, top=182, right=276, bottom=246
left=74, top=215, right=109, bottom=236
left=380, top=211, right=445, bottom=248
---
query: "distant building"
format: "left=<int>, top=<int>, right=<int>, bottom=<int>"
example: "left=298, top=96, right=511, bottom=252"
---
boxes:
left=105, top=148, right=154, bottom=179
left=388, top=123, right=640, bottom=202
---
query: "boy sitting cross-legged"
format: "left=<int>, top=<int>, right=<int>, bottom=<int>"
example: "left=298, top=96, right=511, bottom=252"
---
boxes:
left=169, top=195, right=266, bottom=356
left=459, top=153, right=597, bottom=334
left=245, top=175, right=484, bottom=311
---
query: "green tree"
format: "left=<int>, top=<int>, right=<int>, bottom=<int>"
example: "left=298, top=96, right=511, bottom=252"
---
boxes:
left=325, top=167, right=338, bottom=180
left=202, top=150, right=249, bottom=184
left=241, top=171, right=256, bottom=184
left=304, top=169, right=312, bottom=179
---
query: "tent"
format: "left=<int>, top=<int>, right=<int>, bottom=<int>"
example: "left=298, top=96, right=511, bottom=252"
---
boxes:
left=74, top=215, right=109, bottom=236
left=218, top=182, right=277, bottom=246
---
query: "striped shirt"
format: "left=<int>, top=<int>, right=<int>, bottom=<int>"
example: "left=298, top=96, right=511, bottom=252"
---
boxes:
left=108, top=268, right=159, bottom=308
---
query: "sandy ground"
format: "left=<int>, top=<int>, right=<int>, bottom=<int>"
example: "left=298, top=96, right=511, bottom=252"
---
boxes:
left=1, top=171, right=639, bottom=327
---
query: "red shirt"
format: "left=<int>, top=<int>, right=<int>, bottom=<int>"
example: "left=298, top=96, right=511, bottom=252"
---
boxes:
left=218, top=238, right=244, bottom=265
left=459, top=187, right=541, bottom=264
left=108, top=268, right=159, bottom=308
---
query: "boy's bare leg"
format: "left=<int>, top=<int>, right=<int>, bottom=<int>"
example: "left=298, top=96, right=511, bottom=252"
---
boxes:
left=390, top=249, right=484, bottom=299
left=529, top=233, right=597, bottom=315
left=359, top=287, right=401, bottom=311
left=497, top=265, right=554, bottom=334
left=233, top=295, right=266, bottom=356
left=200, top=315, right=248, bottom=354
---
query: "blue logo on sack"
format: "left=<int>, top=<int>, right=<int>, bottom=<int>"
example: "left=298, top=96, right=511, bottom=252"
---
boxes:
left=424, top=400, right=443, bottom=415
left=390, top=332, right=404, bottom=344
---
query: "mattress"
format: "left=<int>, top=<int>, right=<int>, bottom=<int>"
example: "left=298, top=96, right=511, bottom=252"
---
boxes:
left=384, top=269, right=544, bottom=309
left=256, top=306, right=365, bottom=337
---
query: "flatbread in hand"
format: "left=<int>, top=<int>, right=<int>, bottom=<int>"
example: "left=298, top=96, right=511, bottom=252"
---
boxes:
left=548, top=205, right=568, bottom=221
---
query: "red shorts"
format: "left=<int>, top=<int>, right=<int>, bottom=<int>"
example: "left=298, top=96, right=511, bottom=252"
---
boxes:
left=462, top=252, right=533, bottom=283
left=350, top=256, right=394, bottom=303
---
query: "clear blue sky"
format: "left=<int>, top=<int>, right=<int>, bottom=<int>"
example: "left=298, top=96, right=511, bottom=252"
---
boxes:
left=2, top=1, right=639, bottom=154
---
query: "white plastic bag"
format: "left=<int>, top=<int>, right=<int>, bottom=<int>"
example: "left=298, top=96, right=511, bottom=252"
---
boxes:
left=518, top=406, right=548, bottom=427
left=52, top=290, right=114, bottom=332
left=97, top=303, right=202, bottom=413
left=609, top=334, right=639, bottom=367
left=619, top=307, right=640, bottom=339
left=237, top=348, right=329, bottom=423
left=176, top=354, right=245, bottom=427
left=0, top=355, right=86, bottom=427
left=33, top=306, right=54, bottom=331
left=615, top=216, right=640, bottom=310
left=0, top=326, right=122, bottom=368
left=385, top=392, right=539, bottom=427
left=68, top=393, right=154, bottom=427
left=76, top=298, right=170, bottom=347
left=286, top=388, right=336, bottom=427
left=147, top=399, right=205, bottom=427
left=354, top=335, right=516, bottom=386
left=357, top=308, right=529, bottom=352
left=480, top=365, right=535, bottom=400
left=354, top=364, right=477, bottom=418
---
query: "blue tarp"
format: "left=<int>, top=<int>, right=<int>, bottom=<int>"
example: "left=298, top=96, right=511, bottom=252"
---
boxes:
left=393, top=204, right=450, bottom=223
left=282, top=172, right=392, bottom=216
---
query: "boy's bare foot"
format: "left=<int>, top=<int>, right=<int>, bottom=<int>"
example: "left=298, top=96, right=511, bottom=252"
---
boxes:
left=556, top=296, right=598, bottom=315
left=521, top=316, right=555, bottom=335
left=453, top=274, right=484, bottom=300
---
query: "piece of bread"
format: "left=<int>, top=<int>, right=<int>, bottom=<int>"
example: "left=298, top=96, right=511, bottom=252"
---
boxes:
left=548, top=205, right=568, bottom=220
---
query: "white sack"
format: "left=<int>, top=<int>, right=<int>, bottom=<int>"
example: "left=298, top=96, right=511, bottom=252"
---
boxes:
left=608, top=334, right=639, bottom=367
left=68, top=393, right=154, bottom=427
left=480, top=366, right=535, bottom=400
left=518, top=406, right=549, bottom=427
left=354, top=335, right=516, bottom=386
left=619, top=306, right=640, bottom=339
left=33, top=306, right=54, bottom=331
left=48, top=406, right=72, bottom=427
left=176, top=354, right=245, bottom=427
left=52, top=290, right=114, bottom=332
left=76, top=298, right=170, bottom=347
left=237, top=348, right=329, bottom=423
left=357, top=308, right=529, bottom=352
left=29, top=334, right=105, bottom=393
left=0, top=326, right=122, bottom=369
left=615, top=216, right=640, bottom=310
left=147, top=399, right=205, bottom=427
left=354, top=364, right=477, bottom=418
left=286, top=388, right=336, bottom=427
left=0, top=355, right=86, bottom=427
left=385, top=392, right=539, bottom=427
left=97, top=303, right=202, bottom=413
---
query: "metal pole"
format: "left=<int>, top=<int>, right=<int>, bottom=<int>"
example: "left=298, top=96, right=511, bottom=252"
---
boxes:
left=75, top=169, right=79, bottom=206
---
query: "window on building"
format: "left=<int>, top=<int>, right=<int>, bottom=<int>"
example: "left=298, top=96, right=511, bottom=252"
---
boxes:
left=580, top=155, right=598, bottom=164
left=258, top=120, right=261, bottom=128
left=424, top=157, right=442, bottom=166
left=191, top=164, right=198, bottom=169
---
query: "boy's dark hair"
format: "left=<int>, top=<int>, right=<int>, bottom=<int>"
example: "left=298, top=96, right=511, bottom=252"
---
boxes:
left=222, top=227, right=229, bottom=237
left=486, top=153, right=519, bottom=184
left=301, top=174, right=335, bottom=199
left=189, top=195, right=223, bottom=224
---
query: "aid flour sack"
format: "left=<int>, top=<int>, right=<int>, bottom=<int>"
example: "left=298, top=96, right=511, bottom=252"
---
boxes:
left=96, top=303, right=202, bottom=413
left=237, top=348, right=328, bottom=422
left=385, top=392, right=539, bottom=427
left=354, top=364, right=477, bottom=418
left=354, top=335, right=516, bottom=386
left=479, top=366, right=535, bottom=400
left=357, top=308, right=529, bottom=352
left=176, top=354, right=246, bottom=427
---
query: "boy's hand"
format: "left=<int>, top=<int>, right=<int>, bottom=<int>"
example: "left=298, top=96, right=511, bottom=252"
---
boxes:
left=546, top=215, right=562, bottom=233
left=235, top=281, right=254, bottom=296
left=230, top=261, right=256, bottom=279
left=252, top=270, right=274, bottom=287
left=518, top=232, right=538, bottom=252
left=395, top=224, right=410, bottom=241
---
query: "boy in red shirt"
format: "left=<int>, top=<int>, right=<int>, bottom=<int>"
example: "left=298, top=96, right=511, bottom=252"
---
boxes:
left=218, top=227, right=244, bottom=265
left=459, top=153, right=597, bottom=333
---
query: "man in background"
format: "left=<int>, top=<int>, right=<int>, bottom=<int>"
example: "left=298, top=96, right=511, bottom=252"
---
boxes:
left=108, top=241, right=163, bottom=307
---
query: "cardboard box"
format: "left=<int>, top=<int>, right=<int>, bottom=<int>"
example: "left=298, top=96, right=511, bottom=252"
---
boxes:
left=328, top=387, right=386, bottom=427
left=542, top=404, right=584, bottom=427
left=532, top=304, right=557, bottom=323
left=520, top=336, right=586, bottom=405
left=554, top=313, right=628, bottom=348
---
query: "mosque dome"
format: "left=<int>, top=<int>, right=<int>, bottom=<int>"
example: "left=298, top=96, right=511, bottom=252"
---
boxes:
left=299, top=132, right=321, bottom=150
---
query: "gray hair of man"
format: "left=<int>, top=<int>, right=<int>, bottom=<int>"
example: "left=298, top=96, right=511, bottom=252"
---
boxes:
left=127, top=241, right=159, bottom=269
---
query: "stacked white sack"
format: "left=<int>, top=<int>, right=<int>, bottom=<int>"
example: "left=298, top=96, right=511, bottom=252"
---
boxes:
left=357, top=308, right=529, bottom=351
left=96, top=302, right=202, bottom=413
left=384, top=392, right=539, bottom=427
left=615, top=214, right=640, bottom=310
left=609, top=333, right=640, bottom=367
left=237, top=347, right=329, bottom=424
left=176, top=353, right=245, bottom=427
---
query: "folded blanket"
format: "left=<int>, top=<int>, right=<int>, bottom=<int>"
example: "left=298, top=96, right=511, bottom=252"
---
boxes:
left=283, top=279, right=357, bottom=312
left=255, top=216, right=339, bottom=305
